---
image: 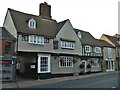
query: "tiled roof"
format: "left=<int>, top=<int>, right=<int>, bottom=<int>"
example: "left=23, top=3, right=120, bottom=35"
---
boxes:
left=103, top=34, right=119, bottom=46
left=8, top=8, right=67, bottom=38
left=0, top=27, right=16, bottom=40
left=74, top=29, right=113, bottom=47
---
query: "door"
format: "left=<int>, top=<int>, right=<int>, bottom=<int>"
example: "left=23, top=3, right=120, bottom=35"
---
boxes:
left=106, top=60, right=115, bottom=71
left=81, top=60, right=87, bottom=73
left=37, top=54, right=51, bottom=73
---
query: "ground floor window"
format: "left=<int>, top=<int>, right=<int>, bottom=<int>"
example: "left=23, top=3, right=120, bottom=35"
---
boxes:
left=59, top=56, right=73, bottom=67
left=91, top=58, right=99, bottom=67
left=37, top=54, right=50, bottom=73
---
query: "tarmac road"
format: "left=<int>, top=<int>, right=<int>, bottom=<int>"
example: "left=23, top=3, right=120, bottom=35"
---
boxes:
left=29, top=72, right=119, bottom=88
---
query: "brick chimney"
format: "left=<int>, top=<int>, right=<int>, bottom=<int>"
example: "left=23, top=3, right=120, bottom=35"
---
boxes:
left=39, top=2, right=52, bottom=19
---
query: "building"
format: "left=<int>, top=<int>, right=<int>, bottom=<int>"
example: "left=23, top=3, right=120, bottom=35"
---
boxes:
left=2, top=2, right=118, bottom=79
left=3, top=2, right=82, bottom=79
left=0, top=27, right=16, bottom=81
left=75, top=29, right=112, bottom=72
left=101, top=34, right=119, bottom=71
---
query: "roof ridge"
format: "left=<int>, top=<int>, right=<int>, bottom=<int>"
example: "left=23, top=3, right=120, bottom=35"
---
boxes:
left=8, top=8, right=38, bottom=17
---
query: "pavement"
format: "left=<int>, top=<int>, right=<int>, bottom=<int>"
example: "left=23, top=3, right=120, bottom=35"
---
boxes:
left=1, top=71, right=119, bottom=88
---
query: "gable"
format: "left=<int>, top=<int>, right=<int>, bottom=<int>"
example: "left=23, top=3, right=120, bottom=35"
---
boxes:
left=100, top=35, right=115, bottom=47
left=3, top=10, right=17, bottom=38
left=56, top=20, right=81, bottom=43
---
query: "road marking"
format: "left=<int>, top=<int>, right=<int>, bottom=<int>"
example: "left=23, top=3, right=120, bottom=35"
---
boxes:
left=112, top=87, right=116, bottom=88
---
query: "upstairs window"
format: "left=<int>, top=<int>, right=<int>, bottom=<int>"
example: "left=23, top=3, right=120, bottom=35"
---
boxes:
left=95, top=47, right=101, bottom=53
left=108, top=48, right=113, bottom=58
left=61, top=41, right=75, bottom=49
left=77, top=31, right=81, bottom=38
left=85, top=45, right=91, bottom=52
left=53, top=40, right=58, bottom=49
left=22, top=35, right=28, bottom=41
left=5, top=42, right=12, bottom=54
left=29, top=35, right=44, bottom=45
left=28, top=18, right=36, bottom=29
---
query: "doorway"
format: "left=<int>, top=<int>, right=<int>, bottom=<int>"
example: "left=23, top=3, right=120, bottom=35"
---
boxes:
left=81, top=60, right=87, bottom=73
left=106, top=60, right=115, bottom=71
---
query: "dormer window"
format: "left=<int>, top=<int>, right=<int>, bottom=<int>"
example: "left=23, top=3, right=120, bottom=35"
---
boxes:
left=77, top=31, right=81, bottom=38
left=28, top=18, right=36, bottom=29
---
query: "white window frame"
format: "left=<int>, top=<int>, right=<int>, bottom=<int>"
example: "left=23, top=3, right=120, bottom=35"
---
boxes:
left=95, top=47, right=101, bottom=53
left=37, top=54, right=51, bottom=73
left=28, top=18, right=36, bottom=29
left=61, top=41, right=75, bottom=49
left=85, top=45, right=91, bottom=52
left=91, top=58, right=99, bottom=67
left=29, top=35, right=44, bottom=45
left=59, top=56, right=73, bottom=67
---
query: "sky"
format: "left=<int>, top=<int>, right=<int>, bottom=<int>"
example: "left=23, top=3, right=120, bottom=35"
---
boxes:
left=0, top=0, right=119, bottom=39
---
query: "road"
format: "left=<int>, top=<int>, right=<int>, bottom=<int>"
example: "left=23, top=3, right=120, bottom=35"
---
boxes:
left=29, top=72, right=119, bottom=88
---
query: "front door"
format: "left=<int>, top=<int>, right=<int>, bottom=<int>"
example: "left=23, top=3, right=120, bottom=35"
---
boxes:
left=81, top=60, right=87, bottom=73
left=106, top=60, right=115, bottom=71
left=37, top=54, right=51, bottom=73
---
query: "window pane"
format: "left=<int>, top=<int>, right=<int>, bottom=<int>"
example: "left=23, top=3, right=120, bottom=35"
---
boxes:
left=5, top=42, right=12, bottom=54
left=40, top=57, right=48, bottom=72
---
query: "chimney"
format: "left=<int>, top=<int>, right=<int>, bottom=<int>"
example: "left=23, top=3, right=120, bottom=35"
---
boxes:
left=39, top=2, right=52, bottom=19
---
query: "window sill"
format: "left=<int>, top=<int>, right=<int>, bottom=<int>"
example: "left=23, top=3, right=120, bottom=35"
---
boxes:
left=91, top=66, right=99, bottom=67
left=29, top=43, right=44, bottom=46
left=61, top=47, right=74, bottom=50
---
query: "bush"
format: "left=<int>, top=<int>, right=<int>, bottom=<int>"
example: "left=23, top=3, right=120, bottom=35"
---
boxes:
left=87, top=64, right=91, bottom=68
left=79, top=64, right=84, bottom=69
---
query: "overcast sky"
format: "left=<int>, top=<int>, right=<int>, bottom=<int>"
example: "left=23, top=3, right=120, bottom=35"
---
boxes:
left=0, top=0, right=119, bottom=39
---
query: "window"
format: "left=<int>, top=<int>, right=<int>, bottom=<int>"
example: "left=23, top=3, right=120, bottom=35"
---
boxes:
left=77, top=31, right=81, bottom=38
left=108, top=48, right=113, bottom=58
left=95, top=47, right=101, bottom=53
left=37, top=54, right=50, bottom=73
left=28, top=18, right=36, bottom=29
left=53, top=40, right=58, bottom=49
left=40, top=57, right=48, bottom=72
left=5, top=42, right=12, bottom=54
left=22, top=35, right=28, bottom=41
left=29, top=35, right=44, bottom=45
left=59, top=56, right=73, bottom=67
left=91, top=58, right=99, bottom=67
left=85, top=45, right=91, bottom=52
left=44, top=38, right=49, bottom=43
left=61, top=41, right=74, bottom=49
